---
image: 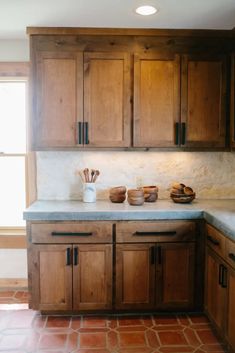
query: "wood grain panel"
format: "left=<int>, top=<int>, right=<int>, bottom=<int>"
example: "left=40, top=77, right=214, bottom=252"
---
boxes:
left=73, top=244, right=112, bottom=310
left=30, top=222, right=112, bottom=244
left=116, top=221, right=196, bottom=243
left=225, top=237, right=235, bottom=270
left=157, top=243, right=195, bottom=309
left=227, top=268, right=235, bottom=350
left=134, top=54, right=180, bottom=147
left=205, top=248, right=226, bottom=332
left=206, top=224, right=226, bottom=258
left=116, top=244, right=155, bottom=309
left=84, top=52, right=131, bottom=147
left=0, top=62, right=29, bottom=77
left=181, top=55, right=226, bottom=148
left=35, top=52, right=81, bottom=148
left=29, top=245, right=72, bottom=311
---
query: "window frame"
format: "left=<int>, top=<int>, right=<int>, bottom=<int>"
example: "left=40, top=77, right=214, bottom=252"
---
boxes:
left=0, top=62, right=29, bottom=238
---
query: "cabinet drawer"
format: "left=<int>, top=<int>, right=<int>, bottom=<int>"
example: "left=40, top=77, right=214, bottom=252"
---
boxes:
left=225, top=237, right=235, bottom=270
left=116, top=221, right=196, bottom=243
left=30, top=222, right=113, bottom=244
left=206, top=224, right=226, bottom=258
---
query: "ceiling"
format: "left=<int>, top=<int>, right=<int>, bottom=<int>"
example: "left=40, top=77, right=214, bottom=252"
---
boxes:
left=1, top=0, right=235, bottom=40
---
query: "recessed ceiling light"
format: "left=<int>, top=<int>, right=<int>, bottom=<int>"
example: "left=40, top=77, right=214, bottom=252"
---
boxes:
left=135, top=5, right=158, bottom=16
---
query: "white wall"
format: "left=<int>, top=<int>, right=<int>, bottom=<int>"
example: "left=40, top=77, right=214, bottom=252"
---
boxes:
left=0, top=39, right=29, bottom=61
left=0, top=39, right=29, bottom=283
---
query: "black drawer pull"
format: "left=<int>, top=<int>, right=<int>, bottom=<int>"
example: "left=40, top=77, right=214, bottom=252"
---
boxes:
left=229, top=253, right=235, bottom=262
left=74, top=247, right=78, bottom=266
left=134, top=231, right=176, bottom=236
left=66, top=248, right=71, bottom=266
left=181, top=122, right=186, bottom=145
left=222, top=266, right=228, bottom=288
left=219, top=264, right=223, bottom=286
left=52, top=232, right=93, bottom=236
left=150, top=246, right=155, bottom=265
left=207, top=235, right=220, bottom=246
left=84, top=122, right=89, bottom=144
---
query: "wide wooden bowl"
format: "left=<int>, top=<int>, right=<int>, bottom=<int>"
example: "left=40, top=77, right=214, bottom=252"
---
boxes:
left=127, top=189, right=144, bottom=197
left=109, top=186, right=126, bottom=195
left=171, top=193, right=196, bottom=203
left=127, top=197, right=144, bottom=206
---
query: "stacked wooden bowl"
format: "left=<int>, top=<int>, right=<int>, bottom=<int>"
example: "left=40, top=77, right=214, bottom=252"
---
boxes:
left=109, top=186, right=126, bottom=203
left=143, top=186, right=158, bottom=202
left=127, top=189, right=144, bottom=206
left=170, top=183, right=196, bottom=203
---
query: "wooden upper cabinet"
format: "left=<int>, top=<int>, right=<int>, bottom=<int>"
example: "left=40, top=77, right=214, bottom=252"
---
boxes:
left=83, top=52, right=131, bottom=147
left=181, top=55, right=227, bottom=148
left=35, top=52, right=83, bottom=148
left=133, top=53, right=181, bottom=147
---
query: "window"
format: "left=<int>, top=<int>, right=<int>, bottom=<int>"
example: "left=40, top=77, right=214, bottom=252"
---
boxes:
left=0, top=64, right=28, bottom=228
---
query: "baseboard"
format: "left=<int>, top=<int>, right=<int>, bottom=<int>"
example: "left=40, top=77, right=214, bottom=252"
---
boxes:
left=0, top=278, right=28, bottom=289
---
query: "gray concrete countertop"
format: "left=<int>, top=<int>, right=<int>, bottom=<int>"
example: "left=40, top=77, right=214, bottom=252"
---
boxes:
left=24, top=199, right=235, bottom=241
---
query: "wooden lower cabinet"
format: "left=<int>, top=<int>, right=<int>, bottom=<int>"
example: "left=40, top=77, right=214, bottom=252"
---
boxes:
left=226, top=267, right=235, bottom=351
left=115, top=244, right=155, bottom=309
left=205, top=248, right=227, bottom=333
left=157, top=243, right=195, bottom=309
left=29, top=244, right=112, bottom=311
left=116, top=242, right=195, bottom=310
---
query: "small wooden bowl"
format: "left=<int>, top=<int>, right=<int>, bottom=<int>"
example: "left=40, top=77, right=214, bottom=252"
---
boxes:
left=172, top=182, right=185, bottom=191
left=127, top=189, right=144, bottom=197
left=143, top=186, right=158, bottom=202
left=127, top=197, right=144, bottom=206
left=183, top=186, right=194, bottom=196
left=109, top=194, right=126, bottom=203
left=109, top=186, right=126, bottom=195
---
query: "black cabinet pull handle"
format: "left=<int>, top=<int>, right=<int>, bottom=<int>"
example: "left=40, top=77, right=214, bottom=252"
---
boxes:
left=181, top=122, right=186, bottom=145
left=74, top=247, right=78, bottom=266
left=77, top=122, right=83, bottom=144
left=219, top=264, right=223, bottom=285
left=66, top=248, right=71, bottom=266
left=133, top=231, right=176, bottom=236
left=84, top=122, right=89, bottom=144
left=158, top=246, right=162, bottom=265
left=150, top=246, right=155, bottom=265
left=207, top=235, right=220, bottom=246
left=175, top=122, right=179, bottom=145
left=52, top=232, right=93, bottom=236
left=229, top=253, right=235, bottom=262
left=222, top=266, right=228, bottom=288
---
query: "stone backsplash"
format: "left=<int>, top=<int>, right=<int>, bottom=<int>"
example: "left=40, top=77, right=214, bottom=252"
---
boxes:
left=37, top=151, right=235, bottom=200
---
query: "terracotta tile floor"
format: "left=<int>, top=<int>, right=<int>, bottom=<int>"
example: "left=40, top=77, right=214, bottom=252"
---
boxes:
left=0, top=291, right=227, bottom=353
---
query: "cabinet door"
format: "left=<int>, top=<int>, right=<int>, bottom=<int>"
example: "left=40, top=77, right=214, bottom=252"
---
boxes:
left=133, top=53, right=180, bottom=147
left=227, top=267, right=235, bottom=350
left=73, top=244, right=112, bottom=310
left=156, top=243, right=195, bottom=309
left=116, top=244, right=155, bottom=309
left=84, top=52, right=131, bottom=147
left=28, top=245, right=72, bottom=311
left=205, top=248, right=226, bottom=332
left=35, top=51, right=83, bottom=148
left=181, top=55, right=226, bottom=148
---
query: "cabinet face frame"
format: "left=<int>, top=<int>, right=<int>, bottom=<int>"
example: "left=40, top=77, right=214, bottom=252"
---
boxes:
left=34, top=51, right=83, bottom=149
left=181, top=54, right=227, bottom=149
left=133, top=53, right=181, bottom=148
left=226, top=266, right=235, bottom=351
